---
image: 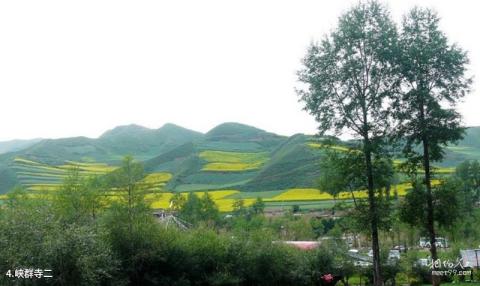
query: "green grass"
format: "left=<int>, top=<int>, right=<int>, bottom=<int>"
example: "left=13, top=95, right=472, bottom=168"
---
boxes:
left=174, top=180, right=249, bottom=192
left=198, top=141, right=265, bottom=152
left=226, top=190, right=286, bottom=199
left=264, top=200, right=341, bottom=210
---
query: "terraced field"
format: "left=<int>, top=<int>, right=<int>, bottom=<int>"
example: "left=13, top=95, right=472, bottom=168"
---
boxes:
left=141, top=172, right=172, bottom=191
left=5, top=156, right=445, bottom=213
left=13, top=157, right=117, bottom=191
left=199, top=150, right=269, bottom=172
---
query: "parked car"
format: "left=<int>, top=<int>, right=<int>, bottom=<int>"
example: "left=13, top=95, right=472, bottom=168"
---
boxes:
left=354, top=260, right=372, bottom=267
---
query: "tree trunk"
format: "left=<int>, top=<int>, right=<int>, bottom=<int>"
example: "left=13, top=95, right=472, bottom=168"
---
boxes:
left=422, top=137, right=440, bottom=286
left=420, top=97, right=440, bottom=286
left=364, top=140, right=383, bottom=286
left=350, top=189, right=358, bottom=208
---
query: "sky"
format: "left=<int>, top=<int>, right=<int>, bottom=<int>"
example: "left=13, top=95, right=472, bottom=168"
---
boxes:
left=0, top=0, right=478, bottom=141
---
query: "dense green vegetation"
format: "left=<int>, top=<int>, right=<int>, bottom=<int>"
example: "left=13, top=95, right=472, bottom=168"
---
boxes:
left=1, top=157, right=479, bottom=285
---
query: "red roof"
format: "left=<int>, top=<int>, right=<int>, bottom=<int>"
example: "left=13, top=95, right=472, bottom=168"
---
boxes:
left=282, top=241, right=320, bottom=250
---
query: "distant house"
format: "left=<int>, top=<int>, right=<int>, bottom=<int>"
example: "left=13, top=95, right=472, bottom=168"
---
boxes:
left=460, top=249, right=480, bottom=268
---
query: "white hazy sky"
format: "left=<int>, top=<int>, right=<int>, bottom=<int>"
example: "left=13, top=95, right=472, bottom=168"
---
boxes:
left=0, top=0, right=478, bottom=141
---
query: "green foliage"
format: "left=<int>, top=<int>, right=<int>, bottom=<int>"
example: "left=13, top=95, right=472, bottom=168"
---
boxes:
left=318, top=147, right=396, bottom=237
left=399, top=178, right=462, bottom=229
left=54, top=168, right=107, bottom=223
left=297, top=2, right=398, bottom=138
left=394, top=7, right=471, bottom=165
left=44, top=224, right=119, bottom=286
left=177, top=192, right=220, bottom=226
left=106, top=156, right=147, bottom=210
left=456, top=159, right=480, bottom=205
left=101, top=202, right=164, bottom=285
left=232, top=198, right=246, bottom=215
left=291, top=204, right=300, bottom=213
left=0, top=188, right=119, bottom=286
left=169, top=192, right=185, bottom=211
left=251, top=197, right=265, bottom=215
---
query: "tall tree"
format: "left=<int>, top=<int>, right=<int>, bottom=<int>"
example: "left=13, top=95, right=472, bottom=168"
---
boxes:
left=393, top=8, right=472, bottom=284
left=55, top=168, right=107, bottom=223
left=199, top=192, right=220, bottom=224
left=251, top=197, right=266, bottom=215
left=297, top=2, right=398, bottom=284
left=103, top=156, right=165, bottom=285
left=107, top=156, right=145, bottom=206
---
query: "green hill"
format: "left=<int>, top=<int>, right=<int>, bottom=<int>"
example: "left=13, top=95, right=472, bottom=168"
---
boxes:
left=146, top=123, right=286, bottom=192
left=0, top=123, right=479, bottom=194
left=98, top=123, right=203, bottom=161
left=0, top=138, right=42, bottom=154
left=202, top=122, right=285, bottom=152
left=240, top=134, right=323, bottom=191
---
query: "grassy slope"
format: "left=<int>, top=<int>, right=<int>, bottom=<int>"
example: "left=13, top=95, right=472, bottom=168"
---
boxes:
left=240, top=134, right=323, bottom=191
left=442, top=126, right=480, bottom=166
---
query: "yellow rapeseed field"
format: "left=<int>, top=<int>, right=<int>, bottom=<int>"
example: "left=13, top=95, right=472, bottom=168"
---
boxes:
left=147, top=190, right=240, bottom=211
left=142, top=172, right=172, bottom=183
left=271, top=188, right=333, bottom=201
left=270, top=180, right=443, bottom=202
left=26, top=184, right=62, bottom=191
left=199, top=150, right=268, bottom=172
left=307, top=143, right=351, bottom=152
left=202, top=162, right=263, bottom=171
